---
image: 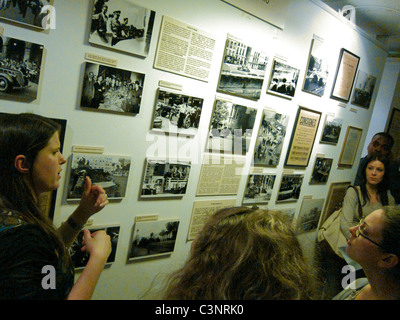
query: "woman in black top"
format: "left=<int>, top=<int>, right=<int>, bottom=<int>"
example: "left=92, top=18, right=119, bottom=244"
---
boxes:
left=0, top=113, right=111, bottom=299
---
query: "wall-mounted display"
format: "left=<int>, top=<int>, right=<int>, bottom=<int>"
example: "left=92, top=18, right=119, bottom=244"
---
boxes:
left=338, top=126, right=363, bottom=167
left=0, top=36, right=43, bottom=102
left=0, top=0, right=53, bottom=29
left=217, top=34, right=268, bottom=100
left=351, top=70, right=376, bottom=109
left=387, top=107, right=400, bottom=159
left=267, top=59, right=300, bottom=99
left=140, top=158, right=191, bottom=198
left=243, top=172, right=276, bottom=205
left=151, top=89, right=203, bottom=135
left=71, top=225, right=120, bottom=269
left=67, top=153, right=131, bottom=200
left=296, top=198, right=324, bottom=233
left=253, top=109, right=289, bottom=166
left=285, top=107, right=321, bottom=167
left=302, top=36, right=329, bottom=97
left=128, top=218, right=179, bottom=261
left=89, top=0, right=155, bottom=57
left=319, top=181, right=351, bottom=226
left=206, top=98, right=257, bottom=155
left=330, top=48, right=360, bottom=103
left=309, top=156, right=333, bottom=185
left=320, top=114, right=343, bottom=145
left=80, top=61, right=145, bottom=114
left=276, top=173, right=304, bottom=203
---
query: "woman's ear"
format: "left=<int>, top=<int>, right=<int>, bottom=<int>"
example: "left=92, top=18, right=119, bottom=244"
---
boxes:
left=378, top=253, right=399, bottom=269
left=14, top=155, right=29, bottom=174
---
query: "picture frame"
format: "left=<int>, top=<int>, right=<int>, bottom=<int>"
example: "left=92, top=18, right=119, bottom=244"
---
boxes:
left=309, top=156, right=333, bottom=185
left=128, top=218, right=180, bottom=261
left=386, top=107, right=400, bottom=159
left=319, top=181, right=351, bottom=226
left=217, top=35, right=269, bottom=100
left=140, top=158, right=191, bottom=198
left=351, top=70, right=376, bottom=109
left=88, top=0, right=156, bottom=58
left=330, top=48, right=360, bottom=103
left=296, top=198, right=325, bottom=233
left=338, top=126, right=363, bottom=167
left=151, top=88, right=204, bottom=136
left=66, top=153, right=131, bottom=200
left=80, top=61, right=145, bottom=115
left=253, top=109, right=289, bottom=167
left=242, top=172, right=276, bottom=205
left=276, top=173, right=304, bottom=203
left=206, top=98, right=257, bottom=155
left=267, top=59, right=300, bottom=99
left=320, top=114, right=343, bottom=145
left=285, top=107, right=322, bottom=167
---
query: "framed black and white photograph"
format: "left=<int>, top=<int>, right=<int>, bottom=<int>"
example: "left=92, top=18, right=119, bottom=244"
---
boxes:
left=217, top=35, right=268, bottom=100
left=128, top=218, right=179, bottom=261
left=276, top=173, right=304, bottom=203
left=206, top=98, right=257, bottom=155
left=66, top=153, right=131, bottom=200
left=296, top=198, right=324, bottom=233
left=309, top=156, right=333, bottom=185
left=140, top=158, right=191, bottom=198
left=242, top=173, right=276, bottom=205
left=0, top=36, right=44, bottom=102
left=351, top=70, right=376, bottom=109
left=320, top=114, right=343, bottom=145
left=253, top=109, right=289, bottom=166
left=80, top=61, right=145, bottom=115
left=267, top=59, right=300, bottom=99
left=302, top=36, right=329, bottom=96
left=71, top=225, right=120, bottom=269
left=0, top=0, right=53, bottom=29
left=89, top=0, right=156, bottom=57
left=151, top=89, right=204, bottom=135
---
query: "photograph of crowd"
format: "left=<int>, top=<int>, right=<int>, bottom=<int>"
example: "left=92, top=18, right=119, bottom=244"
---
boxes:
left=276, top=173, right=304, bottom=203
left=267, top=59, right=300, bottom=99
left=67, top=153, right=131, bottom=200
left=296, top=198, right=324, bottom=233
left=253, top=110, right=289, bottom=166
left=70, top=225, right=120, bottom=269
left=89, top=0, right=155, bottom=57
left=243, top=173, right=276, bottom=205
left=152, top=89, right=203, bottom=135
left=140, top=159, right=191, bottom=198
left=128, top=219, right=180, bottom=261
left=0, top=36, right=43, bottom=102
left=217, top=36, right=268, bottom=100
left=320, top=114, right=343, bottom=145
left=309, top=156, right=333, bottom=184
left=351, top=70, right=376, bottom=109
left=80, top=61, right=145, bottom=115
left=207, top=99, right=257, bottom=155
left=0, top=0, right=52, bottom=29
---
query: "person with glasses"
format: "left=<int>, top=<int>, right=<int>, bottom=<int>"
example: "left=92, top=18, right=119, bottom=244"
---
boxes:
left=333, top=206, right=400, bottom=300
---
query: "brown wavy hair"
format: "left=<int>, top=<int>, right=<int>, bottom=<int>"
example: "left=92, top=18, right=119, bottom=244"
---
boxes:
left=164, top=206, right=317, bottom=300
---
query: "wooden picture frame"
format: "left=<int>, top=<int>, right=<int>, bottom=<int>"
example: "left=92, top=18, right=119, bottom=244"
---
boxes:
left=319, top=181, right=351, bottom=226
left=386, top=107, right=400, bottom=159
left=338, top=126, right=363, bottom=167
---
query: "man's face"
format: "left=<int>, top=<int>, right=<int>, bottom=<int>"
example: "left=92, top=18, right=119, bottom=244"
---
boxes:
left=367, top=135, right=391, bottom=157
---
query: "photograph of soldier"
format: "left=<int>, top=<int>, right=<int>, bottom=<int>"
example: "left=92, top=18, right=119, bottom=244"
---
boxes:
left=267, top=59, right=300, bottom=99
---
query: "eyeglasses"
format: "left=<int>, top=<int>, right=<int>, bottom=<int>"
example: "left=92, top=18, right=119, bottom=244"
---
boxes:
left=356, top=219, right=385, bottom=249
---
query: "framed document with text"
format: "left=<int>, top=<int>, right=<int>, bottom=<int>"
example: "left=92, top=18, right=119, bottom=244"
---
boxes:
left=338, top=126, right=363, bottom=167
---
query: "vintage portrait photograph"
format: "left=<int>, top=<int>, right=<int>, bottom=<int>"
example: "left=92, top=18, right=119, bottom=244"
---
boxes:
left=80, top=61, right=145, bottom=115
left=0, top=0, right=52, bottom=29
left=70, top=225, right=120, bottom=269
left=207, top=99, right=257, bottom=155
left=276, top=173, right=304, bottom=203
left=67, top=153, right=131, bottom=200
left=243, top=173, right=276, bottom=205
left=0, top=36, right=43, bottom=102
left=351, top=70, right=376, bottom=109
left=320, top=114, right=343, bottom=145
left=128, top=219, right=180, bottom=261
left=140, top=158, right=191, bottom=198
left=267, top=59, right=300, bottom=99
left=309, top=156, right=333, bottom=184
left=253, top=109, right=289, bottom=166
left=89, top=0, right=156, bottom=57
left=217, top=35, right=269, bottom=100
left=296, top=198, right=324, bottom=233
left=151, top=89, right=203, bottom=135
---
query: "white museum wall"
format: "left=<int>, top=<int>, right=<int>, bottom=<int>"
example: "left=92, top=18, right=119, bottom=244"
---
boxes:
left=0, top=0, right=394, bottom=299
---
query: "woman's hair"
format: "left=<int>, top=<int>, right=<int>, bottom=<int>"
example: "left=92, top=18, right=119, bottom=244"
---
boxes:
left=0, top=112, right=70, bottom=269
left=359, top=153, right=391, bottom=205
left=164, top=206, right=316, bottom=300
